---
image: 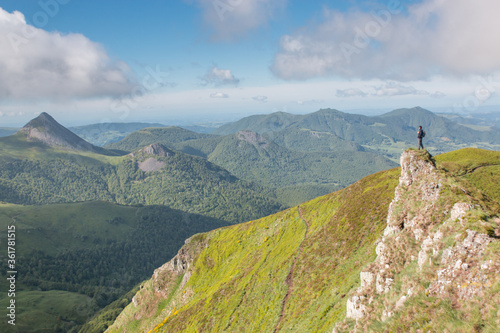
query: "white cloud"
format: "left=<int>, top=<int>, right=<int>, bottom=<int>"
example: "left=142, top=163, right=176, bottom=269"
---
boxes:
left=201, top=66, right=240, bottom=86
left=337, top=82, right=447, bottom=98
left=373, top=82, right=428, bottom=97
left=189, top=0, right=287, bottom=41
left=272, top=0, right=500, bottom=81
left=210, top=92, right=229, bottom=98
left=430, top=91, right=446, bottom=99
left=336, top=88, right=367, bottom=98
left=0, top=7, right=135, bottom=100
left=252, top=95, right=268, bottom=103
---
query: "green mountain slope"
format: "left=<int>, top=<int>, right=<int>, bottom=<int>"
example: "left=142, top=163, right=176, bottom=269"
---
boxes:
left=107, top=165, right=400, bottom=332
left=0, top=290, right=95, bottom=333
left=213, top=111, right=302, bottom=135
left=207, top=130, right=397, bottom=189
left=264, top=127, right=366, bottom=152
left=0, top=201, right=229, bottom=333
left=106, top=148, right=500, bottom=333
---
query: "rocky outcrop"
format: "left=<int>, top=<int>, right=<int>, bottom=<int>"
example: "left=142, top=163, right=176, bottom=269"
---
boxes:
left=342, top=149, right=499, bottom=328
left=120, top=234, right=210, bottom=330
left=151, top=237, right=198, bottom=298
left=130, top=143, right=173, bottom=172
left=427, top=229, right=493, bottom=300
left=135, top=143, right=173, bottom=157
left=237, top=130, right=270, bottom=148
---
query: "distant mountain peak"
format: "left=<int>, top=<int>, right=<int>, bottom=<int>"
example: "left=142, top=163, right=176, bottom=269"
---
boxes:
left=17, top=112, right=101, bottom=153
left=236, top=130, right=270, bottom=148
left=131, top=143, right=174, bottom=157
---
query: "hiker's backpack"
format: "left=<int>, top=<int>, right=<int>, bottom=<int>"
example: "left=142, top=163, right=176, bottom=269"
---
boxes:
left=422, top=130, right=426, bottom=138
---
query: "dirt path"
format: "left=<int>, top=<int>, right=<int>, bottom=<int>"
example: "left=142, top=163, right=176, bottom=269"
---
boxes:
left=274, top=206, right=310, bottom=332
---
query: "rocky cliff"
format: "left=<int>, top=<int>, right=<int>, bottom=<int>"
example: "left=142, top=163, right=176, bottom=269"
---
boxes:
left=338, top=149, right=500, bottom=332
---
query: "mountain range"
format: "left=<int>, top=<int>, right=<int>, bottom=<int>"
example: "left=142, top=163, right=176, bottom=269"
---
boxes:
left=1, top=109, right=499, bottom=332
left=0, top=113, right=282, bottom=223
left=213, top=107, right=500, bottom=158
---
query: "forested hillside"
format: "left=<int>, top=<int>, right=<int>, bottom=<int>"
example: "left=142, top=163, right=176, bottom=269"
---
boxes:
left=0, top=135, right=282, bottom=224
left=105, top=125, right=398, bottom=205
left=0, top=202, right=228, bottom=332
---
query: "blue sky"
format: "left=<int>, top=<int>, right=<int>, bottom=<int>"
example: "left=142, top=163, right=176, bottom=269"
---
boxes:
left=0, top=0, right=499, bottom=126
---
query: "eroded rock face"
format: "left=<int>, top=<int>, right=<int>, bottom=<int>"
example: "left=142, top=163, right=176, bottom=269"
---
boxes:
left=343, top=150, right=499, bottom=328
left=346, top=296, right=366, bottom=320
left=427, top=229, right=492, bottom=300
left=138, top=157, right=166, bottom=172
left=131, top=143, right=173, bottom=158
left=347, top=150, right=442, bottom=319
left=141, top=143, right=172, bottom=157
left=237, top=130, right=269, bottom=148
left=399, top=151, right=437, bottom=187
left=130, top=235, right=209, bottom=318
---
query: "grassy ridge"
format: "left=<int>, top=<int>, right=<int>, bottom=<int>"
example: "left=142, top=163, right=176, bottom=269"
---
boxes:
left=107, top=167, right=400, bottom=332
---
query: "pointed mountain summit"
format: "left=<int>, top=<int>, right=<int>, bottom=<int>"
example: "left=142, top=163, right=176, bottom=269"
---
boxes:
left=17, top=112, right=106, bottom=153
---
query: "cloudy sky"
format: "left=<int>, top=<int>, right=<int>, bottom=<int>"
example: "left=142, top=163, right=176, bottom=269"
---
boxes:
left=1, top=0, right=499, bottom=126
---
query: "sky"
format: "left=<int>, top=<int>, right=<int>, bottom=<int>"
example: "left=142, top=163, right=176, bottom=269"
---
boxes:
left=0, top=0, right=500, bottom=126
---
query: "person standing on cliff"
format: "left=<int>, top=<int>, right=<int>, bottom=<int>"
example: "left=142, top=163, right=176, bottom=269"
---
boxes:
left=417, top=126, right=425, bottom=150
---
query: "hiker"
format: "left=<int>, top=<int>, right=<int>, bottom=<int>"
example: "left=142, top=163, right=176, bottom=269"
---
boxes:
left=417, top=126, right=425, bottom=150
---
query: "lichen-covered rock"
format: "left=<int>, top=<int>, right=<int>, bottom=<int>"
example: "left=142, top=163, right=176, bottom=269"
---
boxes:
left=345, top=296, right=366, bottom=320
left=450, top=202, right=474, bottom=221
left=427, top=229, right=493, bottom=300
left=359, top=271, right=375, bottom=292
left=340, top=149, right=498, bottom=328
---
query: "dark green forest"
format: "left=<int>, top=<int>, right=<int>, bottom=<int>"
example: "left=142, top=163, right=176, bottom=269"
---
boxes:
left=0, top=202, right=228, bottom=332
left=0, top=148, right=282, bottom=224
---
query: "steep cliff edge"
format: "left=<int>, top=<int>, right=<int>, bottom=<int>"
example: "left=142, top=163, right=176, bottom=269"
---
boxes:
left=338, top=149, right=500, bottom=332
left=106, top=149, right=500, bottom=333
